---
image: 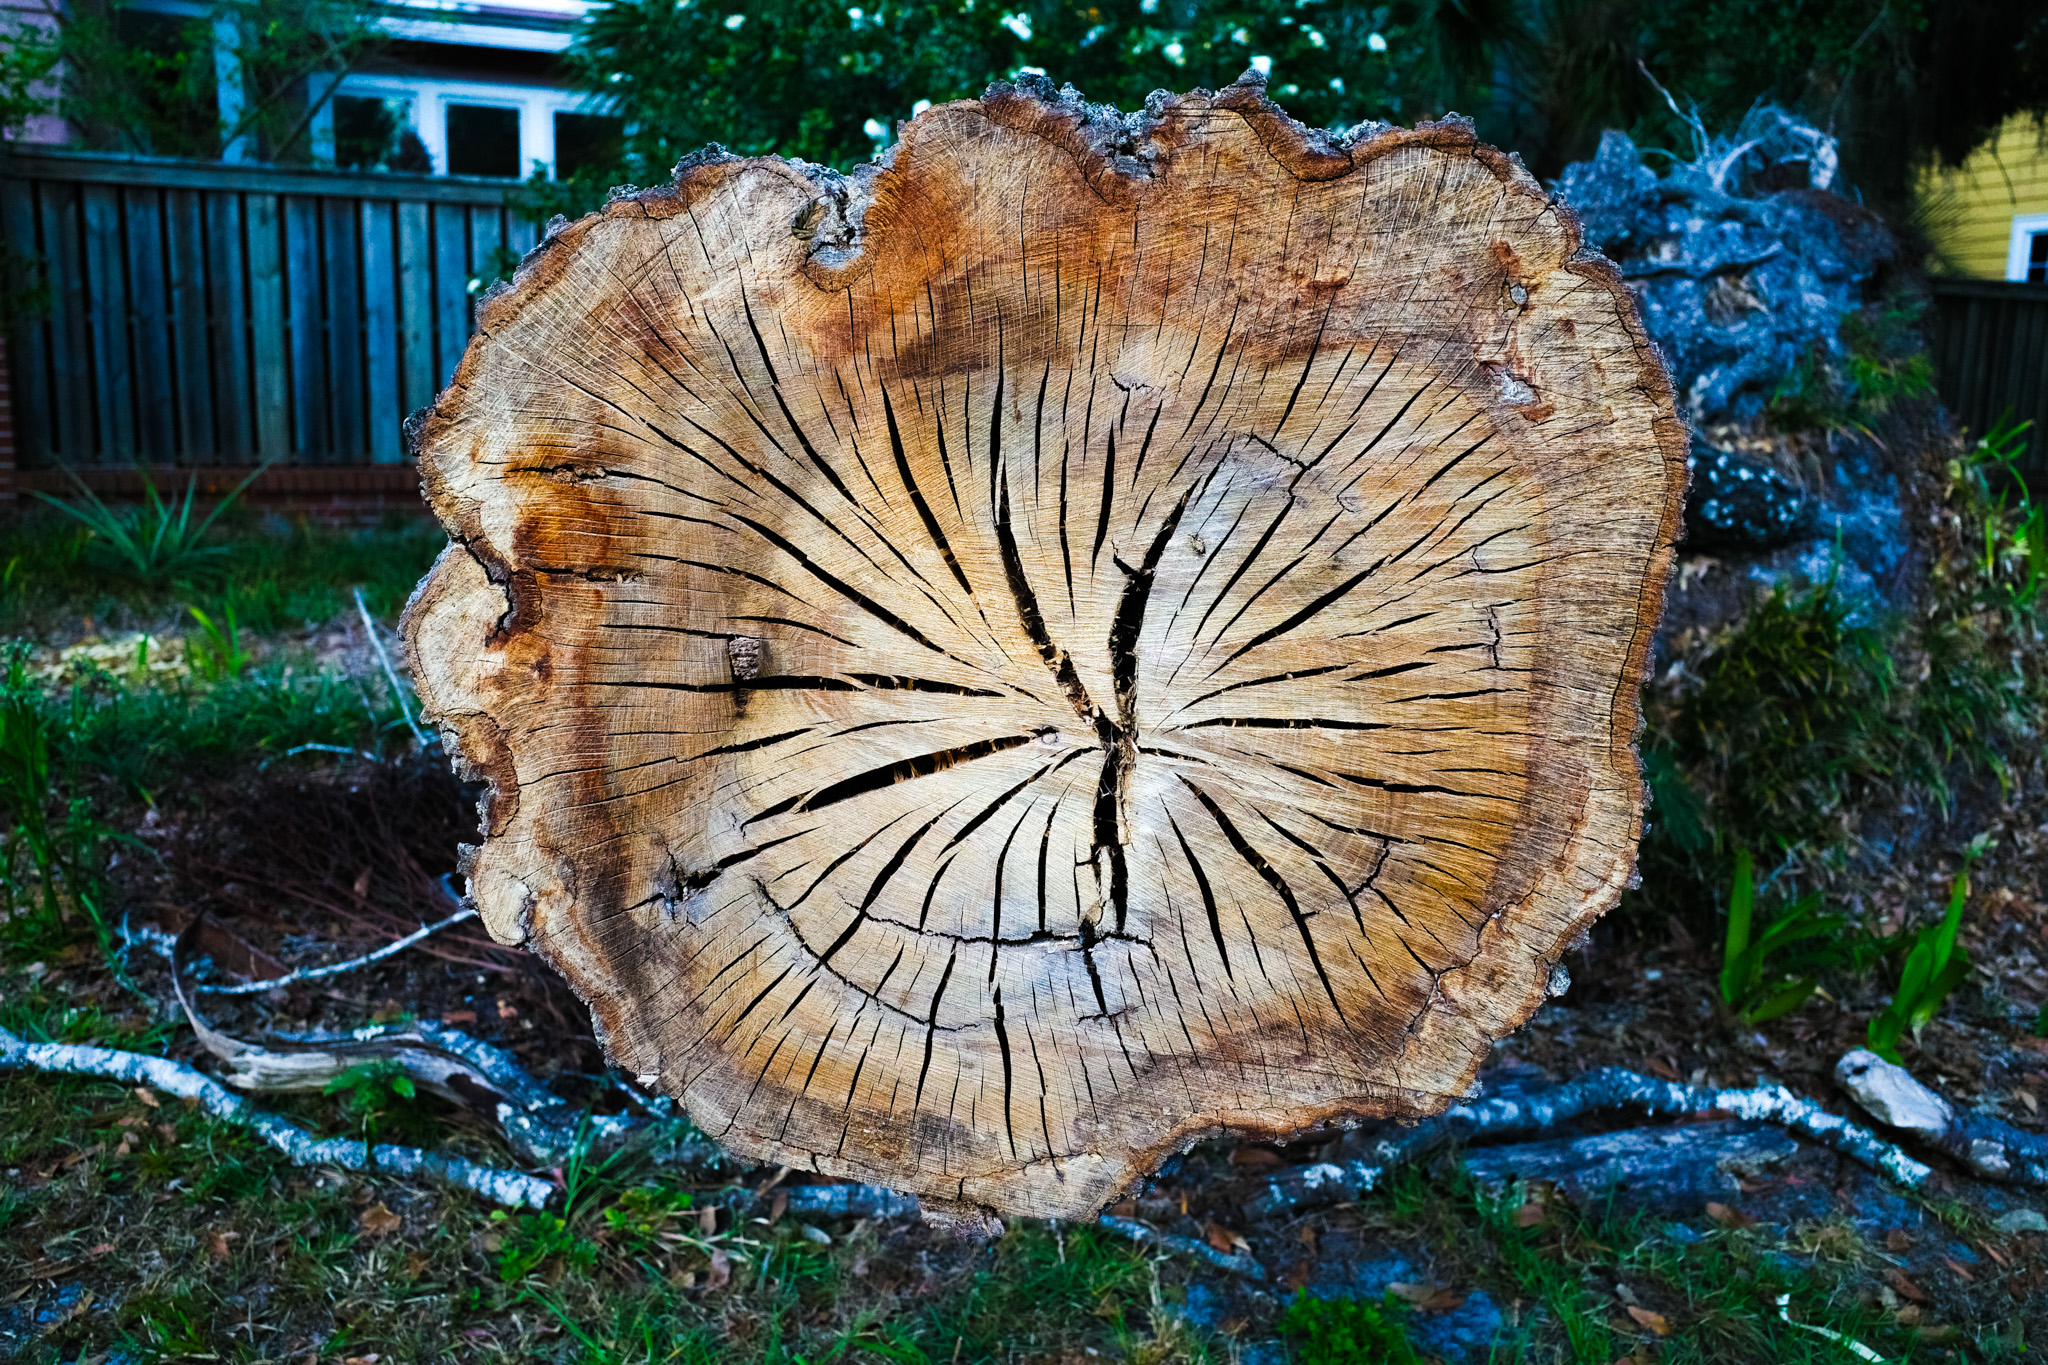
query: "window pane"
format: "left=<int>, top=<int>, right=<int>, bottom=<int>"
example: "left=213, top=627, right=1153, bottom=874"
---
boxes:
left=335, top=95, right=416, bottom=171
left=447, top=104, right=522, bottom=179
left=2031, top=232, right=2048, bottom=285
left=554, top=112, right=624, bottom=182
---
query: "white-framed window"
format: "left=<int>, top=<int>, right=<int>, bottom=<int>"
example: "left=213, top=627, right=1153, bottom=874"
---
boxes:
left=332, top=73, right=599, bottom=179
left=2006, top=213, right=2048, bottom=284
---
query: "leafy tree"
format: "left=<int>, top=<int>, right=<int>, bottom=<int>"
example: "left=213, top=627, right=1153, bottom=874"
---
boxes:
left=39, top=0, right=381, bottom=161
left=531, top=0, right=1526, bottom=218
left=538, top=0, right=2047, bottom=222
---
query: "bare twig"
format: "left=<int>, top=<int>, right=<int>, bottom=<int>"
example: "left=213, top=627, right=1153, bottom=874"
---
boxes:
left=0, top=1026, right=553, bottom=1208
left=258, top=742, right=379, bottom=770
left=193, top=903, right=477, bottom=995
left=353, top=586, right=430, bottom=749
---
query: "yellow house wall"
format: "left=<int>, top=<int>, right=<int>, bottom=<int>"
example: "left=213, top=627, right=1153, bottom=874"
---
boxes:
left=1917, top=113, right=2048, bottom=280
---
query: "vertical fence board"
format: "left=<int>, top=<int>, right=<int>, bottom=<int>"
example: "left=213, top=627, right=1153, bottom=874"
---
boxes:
left=323, top=197, right=365, bottom=462
left=39, top=185, right=89, bottom=460
left=245, top=193, right=290, bottom=461
left=0, top=180, right=53, bottom=466
left=433, top=205, right=470, bottom=391
left=396, top=200, right=436, bottom=422
left=165, top=188, right=215, bottom=461
left=469, top=209, right=503, bottom=293
left=204, top=193, right=252, bottom=463
left=80, top=186, right=134, bottom=459
left=284, top=197, right=326, bottom=458
left=123, top=189, right=177, bottom=462
left=361, top=201, right=402, bottom=464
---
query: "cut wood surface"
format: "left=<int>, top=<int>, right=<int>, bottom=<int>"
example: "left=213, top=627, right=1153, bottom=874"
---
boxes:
left=404, top=75, right=1687, bottom=1222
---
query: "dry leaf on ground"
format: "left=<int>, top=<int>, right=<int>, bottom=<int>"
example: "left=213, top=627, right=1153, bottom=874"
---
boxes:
left=358, top=1202, right=402, bottom=1237
left=1704, top=1201, right=1756, bottom=1228
left=1203, top=1223, right=1250, bottom=1254
left=1625, top=1305, right=1672, bottom=1335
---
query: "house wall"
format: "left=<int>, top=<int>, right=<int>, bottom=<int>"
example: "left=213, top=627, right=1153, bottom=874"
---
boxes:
left=0, top=0, right=69, bottom=146
left=1918, top=113, right=2048, bottom=281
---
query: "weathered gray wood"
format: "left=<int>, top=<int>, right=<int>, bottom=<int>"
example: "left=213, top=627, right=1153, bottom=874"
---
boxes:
left=80, top=184, right=134, bottom=459
left=204, top=192, right=253, bottom=462
left=468, top=208, right=503, bottom=300
left=122, top=188, right=176, bottom=462
left=361, top=200, right=402, bottom=464
left=0, top=179, right=53, bottom=465
left=396, top=200, right=436, bottom=426
left=323, top=196, right=364, bottom=461
left=284, top=196, right=325, bottom=456
left=38, top=183, right=89, bottom=460
left=244, top=193, right=290, bottom=461
left=165, top=187, right=215, bottom=460
left=431, top=205, right=469, bottom=391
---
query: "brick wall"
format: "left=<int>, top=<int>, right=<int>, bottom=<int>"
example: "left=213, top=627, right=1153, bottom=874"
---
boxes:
left=13, top=463, right=434, bottom=527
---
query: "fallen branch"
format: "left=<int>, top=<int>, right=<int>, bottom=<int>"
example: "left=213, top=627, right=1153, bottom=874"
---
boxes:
left=1099, top=1214, right=1268, bottom=1280
left=1836, top=1049, right=2048, bottom=1185
left=1245, top=1067, right=1932, bottom=1217
left=114, top=906, right=733, bottom=1171
left=0, top=1026, right=553, bottom=1208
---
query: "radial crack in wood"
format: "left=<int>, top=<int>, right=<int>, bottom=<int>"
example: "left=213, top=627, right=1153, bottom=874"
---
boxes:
left=403, top=76, right=1687, bottom=1222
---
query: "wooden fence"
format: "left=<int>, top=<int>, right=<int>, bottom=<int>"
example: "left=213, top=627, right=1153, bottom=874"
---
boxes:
left=1927, top=278, right=2048, bottom=476
left=0, top=149, right=537, bottom=468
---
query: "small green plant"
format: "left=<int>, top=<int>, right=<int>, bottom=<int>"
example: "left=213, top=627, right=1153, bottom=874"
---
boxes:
left=186, top=598, right=251, bottom=682
left=493, top=1117, right=621, bottom=1282
left=323, top=1059, right=419, bottom=1151
left=1958, top=416, right=2045, bottom=614
left=1868, top=834, right=1989, bottom=1063
left=1277, top=1291, right=1422, bottom=1365
left=1718, top=850, right=1846, bottom=1023
left=32, top=463, right=266, bottom=588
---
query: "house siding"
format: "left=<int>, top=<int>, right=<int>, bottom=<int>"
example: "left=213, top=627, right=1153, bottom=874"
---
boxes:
left=1918, top=113, right=2048, bottom=280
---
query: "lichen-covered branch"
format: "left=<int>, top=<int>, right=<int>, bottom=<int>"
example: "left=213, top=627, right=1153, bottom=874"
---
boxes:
left=0, top=1027, right=554, bottom=1208
left=1244, top=1067, right=1932, bottom=1217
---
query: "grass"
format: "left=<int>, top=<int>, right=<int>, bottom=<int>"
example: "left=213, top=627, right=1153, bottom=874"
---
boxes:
left=0, top=507, right=445, bottom=638
left=0, top=1063, right=1207, bottom=1364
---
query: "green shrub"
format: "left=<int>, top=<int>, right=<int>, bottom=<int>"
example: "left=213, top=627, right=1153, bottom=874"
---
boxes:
left=1652, top=570, right=1899, bottom=867
left=1277, top=1291, right=1422, bottom=1365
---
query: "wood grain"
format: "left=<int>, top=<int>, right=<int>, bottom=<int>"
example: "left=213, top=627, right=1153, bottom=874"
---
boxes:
left=404, top=77, right=1687, bottom=1222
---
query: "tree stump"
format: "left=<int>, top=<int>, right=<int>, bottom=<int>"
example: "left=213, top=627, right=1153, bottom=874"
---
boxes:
left=404, top=76, right=1686, bottom=1223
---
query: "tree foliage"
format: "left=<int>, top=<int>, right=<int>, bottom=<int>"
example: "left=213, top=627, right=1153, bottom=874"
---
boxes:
left=540, top=0, right=2048, bottom=219
left=38, top=0, right=381, bottom=161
